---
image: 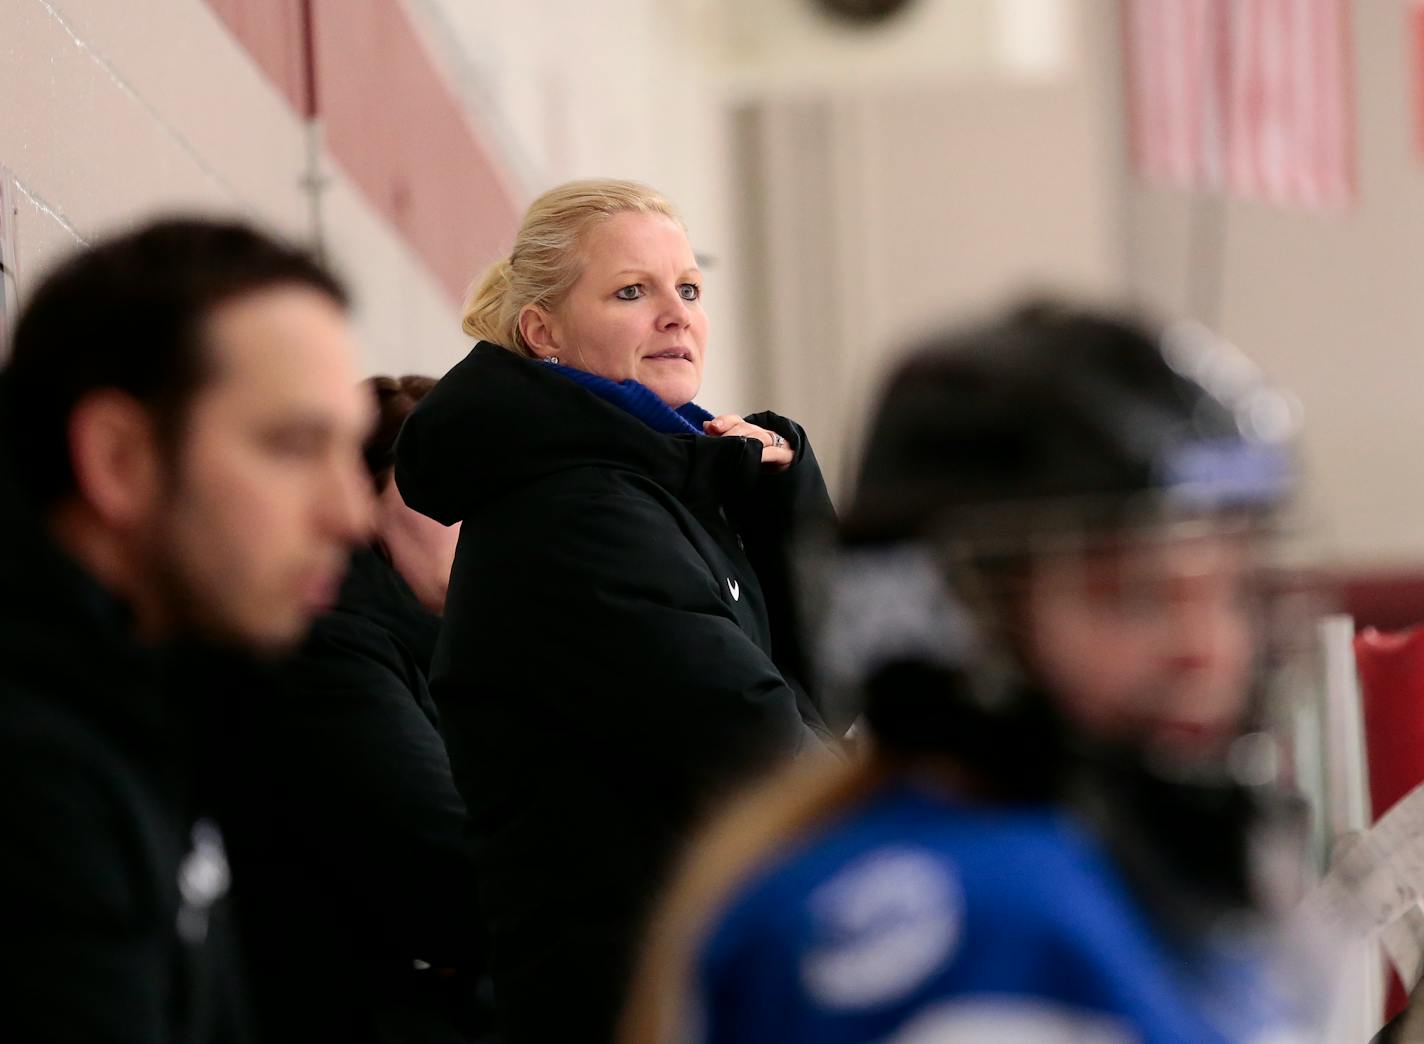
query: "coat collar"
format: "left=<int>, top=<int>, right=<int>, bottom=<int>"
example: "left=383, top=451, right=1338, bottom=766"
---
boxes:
left=395, top=342, right=763, bottom=525
left=545, top=362, right=715, bottom=435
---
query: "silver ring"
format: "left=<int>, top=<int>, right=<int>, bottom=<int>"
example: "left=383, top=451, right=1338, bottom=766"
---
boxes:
left=771, top=433, right=785, bottom=449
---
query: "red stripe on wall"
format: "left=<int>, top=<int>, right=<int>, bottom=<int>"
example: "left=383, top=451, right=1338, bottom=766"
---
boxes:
left=204, top=0, right=309, bottom=116
left=1415, top=3, right=1424, bottom=159
left=204, top=0, right=522, bottom=306
left=310, top=0, right=520, bottom=303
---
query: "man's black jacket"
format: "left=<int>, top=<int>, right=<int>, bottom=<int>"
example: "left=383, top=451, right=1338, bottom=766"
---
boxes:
left=0, top=458, right=253, bottom=1043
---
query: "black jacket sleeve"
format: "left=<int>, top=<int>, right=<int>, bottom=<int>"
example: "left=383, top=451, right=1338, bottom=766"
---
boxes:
left=734, top=411, right=851, bottom=735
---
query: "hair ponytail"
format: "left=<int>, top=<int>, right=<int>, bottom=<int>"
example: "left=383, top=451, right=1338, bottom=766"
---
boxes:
left=618, top=754, right=889, bottom=1044
left=462, top=257, right=524, bottom=355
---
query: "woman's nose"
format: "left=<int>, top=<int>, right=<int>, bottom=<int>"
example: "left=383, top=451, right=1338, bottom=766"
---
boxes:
left=659, top=292, right=691, bottom=329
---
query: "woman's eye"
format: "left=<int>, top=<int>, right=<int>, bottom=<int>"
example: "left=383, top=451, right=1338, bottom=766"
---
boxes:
left=679, top=283, right=700, bottom=301
left=615, top=284, right=643, bottom=301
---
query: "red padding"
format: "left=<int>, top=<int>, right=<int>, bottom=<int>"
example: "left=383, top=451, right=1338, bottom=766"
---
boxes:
left=1356, top=627, right=1424, bottom=821
left=1354, top=626, right=1424, bottom=1022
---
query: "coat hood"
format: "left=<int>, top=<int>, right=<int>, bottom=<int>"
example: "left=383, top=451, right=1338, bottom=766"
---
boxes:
left=394, top=342, right=764, bottom=525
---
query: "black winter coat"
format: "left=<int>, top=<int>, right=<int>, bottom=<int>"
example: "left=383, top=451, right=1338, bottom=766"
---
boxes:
left=206, top=547, right=494, bottom=1043
left=395, top=343, right=840, bottom=1044
left=0, top=461, right=253, bottom=1042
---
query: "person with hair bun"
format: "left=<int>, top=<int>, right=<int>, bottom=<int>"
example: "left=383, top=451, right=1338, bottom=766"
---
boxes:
left=395, top=179, right=841, bottom=1042
left=362, top=374, right=461, bottom=613
left=620, top=303, right=1325, bottom=1044
left=210, top=374, right=494, bottom=1044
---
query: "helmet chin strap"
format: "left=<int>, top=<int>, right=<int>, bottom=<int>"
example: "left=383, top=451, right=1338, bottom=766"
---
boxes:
left=1017, top=684, right=1300, bottom=937
left=1065, top=741, right=1307, bottom=939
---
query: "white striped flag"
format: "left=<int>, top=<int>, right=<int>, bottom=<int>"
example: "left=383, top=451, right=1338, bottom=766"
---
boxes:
left=1122, top=0, right=1355, bottom=210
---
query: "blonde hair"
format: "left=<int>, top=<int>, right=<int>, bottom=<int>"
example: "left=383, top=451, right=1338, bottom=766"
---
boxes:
left=617, top=753, right=892, bottom=1044
left=463, top=179, right=684, bottom=357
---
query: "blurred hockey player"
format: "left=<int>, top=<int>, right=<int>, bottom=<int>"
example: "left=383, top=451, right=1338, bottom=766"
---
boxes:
left=621, top=302, right=1324, bottom=1044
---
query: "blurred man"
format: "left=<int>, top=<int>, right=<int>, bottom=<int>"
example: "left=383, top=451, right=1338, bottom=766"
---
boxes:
left=0, top=218, right=373, bottom=1042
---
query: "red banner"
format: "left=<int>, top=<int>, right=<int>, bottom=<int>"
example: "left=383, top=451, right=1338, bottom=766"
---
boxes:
left=1122, top=0, right=1355, bottom=210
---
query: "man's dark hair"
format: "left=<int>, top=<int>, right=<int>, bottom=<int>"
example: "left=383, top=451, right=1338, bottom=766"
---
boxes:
left=1, top=216, right=348, bottom=505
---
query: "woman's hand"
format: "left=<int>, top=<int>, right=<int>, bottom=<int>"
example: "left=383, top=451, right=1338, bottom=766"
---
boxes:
left=704, top=414, right=793, bottom=470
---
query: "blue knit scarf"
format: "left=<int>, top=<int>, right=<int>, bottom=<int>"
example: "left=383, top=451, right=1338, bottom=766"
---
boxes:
left=548, top=362, right=713, bottom=435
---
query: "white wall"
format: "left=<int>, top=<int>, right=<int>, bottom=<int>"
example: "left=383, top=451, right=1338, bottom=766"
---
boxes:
left=715, top=0, right=1015, bottom=92
left=0, top=0, right=464, bottom=377
left=726, top=75, right=1123, bottom=494
left=706, top=0, right=1121, bottom=493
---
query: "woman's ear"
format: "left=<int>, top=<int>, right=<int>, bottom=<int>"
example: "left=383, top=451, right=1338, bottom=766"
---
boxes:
left=518, top=305, right=559, bottom=359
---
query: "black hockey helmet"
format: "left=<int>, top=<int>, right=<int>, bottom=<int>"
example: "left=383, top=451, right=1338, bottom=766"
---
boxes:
left=842, top=301, right=1293, bottom=547
left=818, top=300, right=1304, bottom=926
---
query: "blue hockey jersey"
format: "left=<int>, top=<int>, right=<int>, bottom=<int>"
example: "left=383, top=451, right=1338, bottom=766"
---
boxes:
left=691, top=783, right=1304, bottom=1043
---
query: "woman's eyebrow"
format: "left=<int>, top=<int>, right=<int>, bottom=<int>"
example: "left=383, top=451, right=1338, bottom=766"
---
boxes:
left=608, top=267, right=702, bottom=280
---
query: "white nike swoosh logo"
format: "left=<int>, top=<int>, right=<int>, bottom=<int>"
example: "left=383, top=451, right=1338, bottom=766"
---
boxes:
left=728, top=578, right=740, bottom=601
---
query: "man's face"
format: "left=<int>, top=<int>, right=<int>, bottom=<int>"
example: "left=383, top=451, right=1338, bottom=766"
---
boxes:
left=148, top=286, right=374, bottom=650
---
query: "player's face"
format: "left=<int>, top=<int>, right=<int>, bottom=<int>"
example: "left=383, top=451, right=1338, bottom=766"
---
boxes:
left=1023, top=530, right=1257, bottom=756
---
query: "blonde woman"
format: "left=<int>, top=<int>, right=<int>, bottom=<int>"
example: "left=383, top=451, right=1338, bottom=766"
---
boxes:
left=395, top=180, right=841, bottom=1043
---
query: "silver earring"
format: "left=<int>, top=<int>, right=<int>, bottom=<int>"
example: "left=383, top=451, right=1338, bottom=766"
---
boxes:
left=547, top=356, right=559, bottom=365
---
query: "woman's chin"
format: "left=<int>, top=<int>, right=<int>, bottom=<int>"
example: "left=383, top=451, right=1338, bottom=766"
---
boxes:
left=647, top=376, right=700, bottom=410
